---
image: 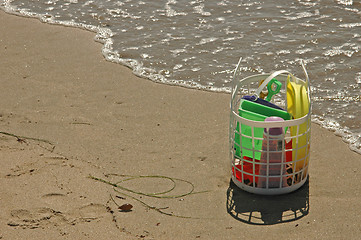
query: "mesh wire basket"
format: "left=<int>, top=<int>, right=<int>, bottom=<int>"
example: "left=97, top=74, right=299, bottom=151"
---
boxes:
left=229, top=58, right=311, bottom=195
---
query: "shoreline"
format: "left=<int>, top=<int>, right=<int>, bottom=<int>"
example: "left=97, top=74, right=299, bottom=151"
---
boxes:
left=1, top=6, right=360, bottom=156
left=1, top=10, right=360, bottom=240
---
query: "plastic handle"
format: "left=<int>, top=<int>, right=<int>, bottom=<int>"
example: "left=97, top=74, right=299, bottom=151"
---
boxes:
left=231, top=57, right=243, bottom=95
left=301, top=60, right=309, bottom=85
left=255, top=70, right=291, bottom=98
left=231, top=58, right=310, bottom=105
left=265, top=79, right=282, bottom=101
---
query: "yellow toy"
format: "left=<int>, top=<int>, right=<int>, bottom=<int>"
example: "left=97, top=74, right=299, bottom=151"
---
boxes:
left=287, top=73, right=310, bottom=177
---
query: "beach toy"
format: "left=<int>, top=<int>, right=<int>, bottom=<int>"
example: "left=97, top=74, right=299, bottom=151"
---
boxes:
left=235, top=99, right=291, bottom=159
left=265, top=78, right=282, bottom=102
left=232, top=132, right=294, bottom=188
left=242, top=95, right=284, bottom=110
left=235, top=78, right=291, bottom=160
left=287, top=73, right=310, bottom=176
left=258, top=117, right=288, bottom=189
left=242, top=78, right=284, bottom=110
left=230, top=57, right=311, bottom=195
left=232, top=156, right=260, bottom=186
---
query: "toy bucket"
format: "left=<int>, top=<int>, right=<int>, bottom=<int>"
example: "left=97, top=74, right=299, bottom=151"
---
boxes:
left=229, top=58, right=311, bottom=195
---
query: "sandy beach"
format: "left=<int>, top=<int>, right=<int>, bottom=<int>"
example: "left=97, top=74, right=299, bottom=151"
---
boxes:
left=0, top=10, right=360, bottom=239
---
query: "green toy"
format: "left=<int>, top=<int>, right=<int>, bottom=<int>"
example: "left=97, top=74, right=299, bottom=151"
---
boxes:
left=234, top=80, right=291, bottom=160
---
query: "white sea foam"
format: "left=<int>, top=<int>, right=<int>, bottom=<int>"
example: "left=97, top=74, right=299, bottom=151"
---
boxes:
left=337, top=0, right=353, bottom=6
left=340, top=22, right=361, bottom=28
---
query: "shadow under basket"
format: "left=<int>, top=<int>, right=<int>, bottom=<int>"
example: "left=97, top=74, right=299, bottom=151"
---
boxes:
left=229, top=61, right=311, bottom=195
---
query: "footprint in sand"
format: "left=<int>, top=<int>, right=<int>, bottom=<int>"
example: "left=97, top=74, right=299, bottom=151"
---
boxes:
left=7, top=208, right=69, bottom=229
left=41, top=193, right=72, bottom=211
left=77, top=203, right=108, bottom=222
left=41, top=193, right=109, bottom=223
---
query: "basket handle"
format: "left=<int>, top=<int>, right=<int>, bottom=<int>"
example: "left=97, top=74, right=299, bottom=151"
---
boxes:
left=300, top=60, right=310, bottom=86
left=232, top=58, right=309, bottom=98
left=231, top=57, right=243, bottom=95
left=254, top=60, right=310, bottom=98
left=255, top=70, right=291, bottom=98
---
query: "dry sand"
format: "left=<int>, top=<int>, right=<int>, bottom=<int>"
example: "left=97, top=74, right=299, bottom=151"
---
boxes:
left=0, top=10, right=360, bottom=240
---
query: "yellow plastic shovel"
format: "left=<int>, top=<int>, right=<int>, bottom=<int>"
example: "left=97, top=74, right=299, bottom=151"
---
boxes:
left=287, top=73, right=310, bottom=177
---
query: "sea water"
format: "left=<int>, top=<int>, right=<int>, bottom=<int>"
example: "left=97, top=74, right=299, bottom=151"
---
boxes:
left=1, top=0, right=360, bottom=154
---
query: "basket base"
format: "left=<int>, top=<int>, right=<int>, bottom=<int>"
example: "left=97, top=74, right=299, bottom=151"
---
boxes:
left=231, top=174, right=308, bottom=195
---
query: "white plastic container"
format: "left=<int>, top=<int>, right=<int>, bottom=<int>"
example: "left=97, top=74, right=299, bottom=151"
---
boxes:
left=230, top=58, right=311, bottom=195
